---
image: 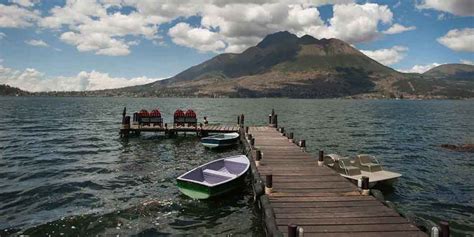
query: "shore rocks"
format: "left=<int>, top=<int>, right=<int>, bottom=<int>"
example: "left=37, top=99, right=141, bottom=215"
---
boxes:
left=440, top=144, right=474, bottom=152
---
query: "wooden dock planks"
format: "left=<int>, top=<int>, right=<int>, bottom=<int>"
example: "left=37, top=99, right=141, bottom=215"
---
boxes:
left=126, top=124, right=239, bottom=133
left=248, top=126, right=426, bottom=237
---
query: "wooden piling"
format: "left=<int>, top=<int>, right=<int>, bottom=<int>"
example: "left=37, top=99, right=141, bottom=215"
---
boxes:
left=255, top=149, right=262, bottom=167
left=265, top=174, right=272, bottom=194
left=439, top=221, right=449, bottom=237
left=287, top=132, right=294, bottom=142
left=245, top=126, right=249, bottom=134
left=361, top=176, right=370, bottom=195
left=318, top=150, right=324, bottom=166
left=288, top=224, right=297, bottom=237
left=298, top=139, right=306, bottom=151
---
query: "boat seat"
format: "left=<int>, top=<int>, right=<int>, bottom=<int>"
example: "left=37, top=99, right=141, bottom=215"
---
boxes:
left=203, top=169, right=236, bottom=179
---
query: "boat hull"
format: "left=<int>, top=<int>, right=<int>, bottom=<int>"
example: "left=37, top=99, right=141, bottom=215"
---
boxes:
left=201, top=136, right=239, bottom=148
left=177, top=172, right=246, bottom=199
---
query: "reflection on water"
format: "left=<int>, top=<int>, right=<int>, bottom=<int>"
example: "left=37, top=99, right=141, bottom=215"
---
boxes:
left=0, top=97, right=473, bottom=236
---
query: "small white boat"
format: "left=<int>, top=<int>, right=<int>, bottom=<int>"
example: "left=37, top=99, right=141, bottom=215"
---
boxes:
left=201, top=132, right=239, bottom=148
left=177, top=155, right=250, bottom=199
left=324, top=154, right=401, bottom=188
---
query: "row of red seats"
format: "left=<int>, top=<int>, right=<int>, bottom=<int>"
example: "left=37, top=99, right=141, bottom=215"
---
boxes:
left=137, top=109, right=197, bottom=118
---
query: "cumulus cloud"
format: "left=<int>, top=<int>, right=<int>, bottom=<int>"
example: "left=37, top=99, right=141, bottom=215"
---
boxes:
left=417, top=0, right=474, bottom=17
left=383, top=23, right=416, bottom=34
left=0, top=3, right=39, bottom=28
left=0, top=64, right=162, bottom=92
left=398, top=63, right=441, bottom=73
left=437, top=28, right=474, bottom=52
left=170, top=2, right=393, bottom=53
left=360, top=46, right=408, bottom=66
left=168, top=23, right=226, bottom=52
left=25, top=39, right=49, bottom=47
left=2, top=1, right=396, bottom=55
left=10, top=0, right=38, bottom=8
left=60, top=31, right=131, bottom=56
left=460, top=59, right=474, bottom=65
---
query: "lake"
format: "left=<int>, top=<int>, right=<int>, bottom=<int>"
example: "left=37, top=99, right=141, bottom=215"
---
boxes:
left=0, top=97, right=473, bottom=236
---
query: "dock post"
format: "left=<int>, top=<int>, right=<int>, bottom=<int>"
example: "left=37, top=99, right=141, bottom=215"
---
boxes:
left=240, top=114, right=245, bottom=127
left=247, top=134, right=253, bottom=141
left=288, top=224, right=297, bottom=237
left=439, top=221, right=450, bottom=237
left=237, top=115, right=240, bottom=125
left=288, top=132, right=294, bottom=143
left=298, top=226, right=304, bottom=237
left=361, top=176, right=370, bottom=195
left=272, top=114, right=278, bottom=128
left=318, top=150, right=324, bottom=166
left=431, top=226, right=439, bottom=237
left=279, top=127, right=284, bottom=134
left=298, top=140, right=306, bottom=151
left=265, top=174, right=273, bottom=194
left=268, top=114, right=272, bottom=125
left=255, top=149, right=262, bottom=167
left=245, top=126, right=249, bottom=134
left=120, top=115, right=130, bottom=138
left=250, top=138, right=255, bottom=148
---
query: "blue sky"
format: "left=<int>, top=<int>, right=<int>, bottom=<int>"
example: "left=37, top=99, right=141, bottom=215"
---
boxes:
left=0, top=0, right=473, bottom=91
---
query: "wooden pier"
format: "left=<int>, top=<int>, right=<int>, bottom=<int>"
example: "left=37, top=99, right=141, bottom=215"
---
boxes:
left=120, top=124, right=240, bottom=137
left=119, top=108, right=441, bottom=236
left=242, top=125, right=428, bottom=237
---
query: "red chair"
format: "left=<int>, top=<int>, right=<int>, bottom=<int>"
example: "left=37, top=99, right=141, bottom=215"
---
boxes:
left=174, top=109, right=185, bottom=127
left=139, top=109, right=150, bottom=126
left=150, top=109, right=163, bottom=127
left=185, top=109, right=197, bottom=127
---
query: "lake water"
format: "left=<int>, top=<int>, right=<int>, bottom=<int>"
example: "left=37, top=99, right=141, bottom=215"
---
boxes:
left=0, top=97, right=473, bottom=236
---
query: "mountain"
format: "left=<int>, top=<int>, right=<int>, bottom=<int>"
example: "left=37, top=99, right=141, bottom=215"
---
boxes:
left=0, top=84, right=30, bottom=96
left=29, top=32, right=474, bottom=99
left=423, top=64, right=474, bottom=81
left=117, top=31, right=404, bottom=98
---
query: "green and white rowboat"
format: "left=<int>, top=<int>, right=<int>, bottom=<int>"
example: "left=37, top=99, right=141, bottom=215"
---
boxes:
left=177, top=155, right=250, bottom=199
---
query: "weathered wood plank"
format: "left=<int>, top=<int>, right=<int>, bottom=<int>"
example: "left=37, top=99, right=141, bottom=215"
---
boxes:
left=277, top=223, right=420, bottom=233
left=276, top=216, right=410, bottom=225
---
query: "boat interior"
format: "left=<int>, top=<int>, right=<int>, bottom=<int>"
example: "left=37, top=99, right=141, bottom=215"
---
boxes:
left=179, top=158, right=248, bottom=185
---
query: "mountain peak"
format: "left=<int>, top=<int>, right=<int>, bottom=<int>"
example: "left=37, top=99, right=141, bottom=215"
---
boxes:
left=257, top=31, right=299, bottom=48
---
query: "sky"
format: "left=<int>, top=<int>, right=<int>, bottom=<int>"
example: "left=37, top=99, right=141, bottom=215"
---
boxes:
left=0, top=0, right=473, bottom=92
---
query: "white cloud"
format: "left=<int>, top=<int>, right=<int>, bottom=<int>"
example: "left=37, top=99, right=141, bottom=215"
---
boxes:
left=170, top=2, right=392, bottom=53
left=10, top=0, right=38, bottom=8
left=460, top=59, right=474, bottom=65
left=0, top=64, right=162, bottom=92
left=0, top=3, right=39, bottom=28
left=383, top=23, right=416, bottom=34
left=168, top=23, right=226, bottom=53
left=25, top=39, right=49, bottom=47
left=60, top=31, right=131, bottom=56
left=437, top=28, right=474, bottom=52
left=360, top=46, right=408, bottom=66
left=417, top=0, right=474, bottom=16
left=320, top=3, right=393, bottom=43
left=398, top=63, right=441, bottom=73
left=2, top=1, right=397, bottom=55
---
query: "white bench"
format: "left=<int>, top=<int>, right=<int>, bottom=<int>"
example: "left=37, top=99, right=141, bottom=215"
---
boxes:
left=203, top=169, right=236, bottom=179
